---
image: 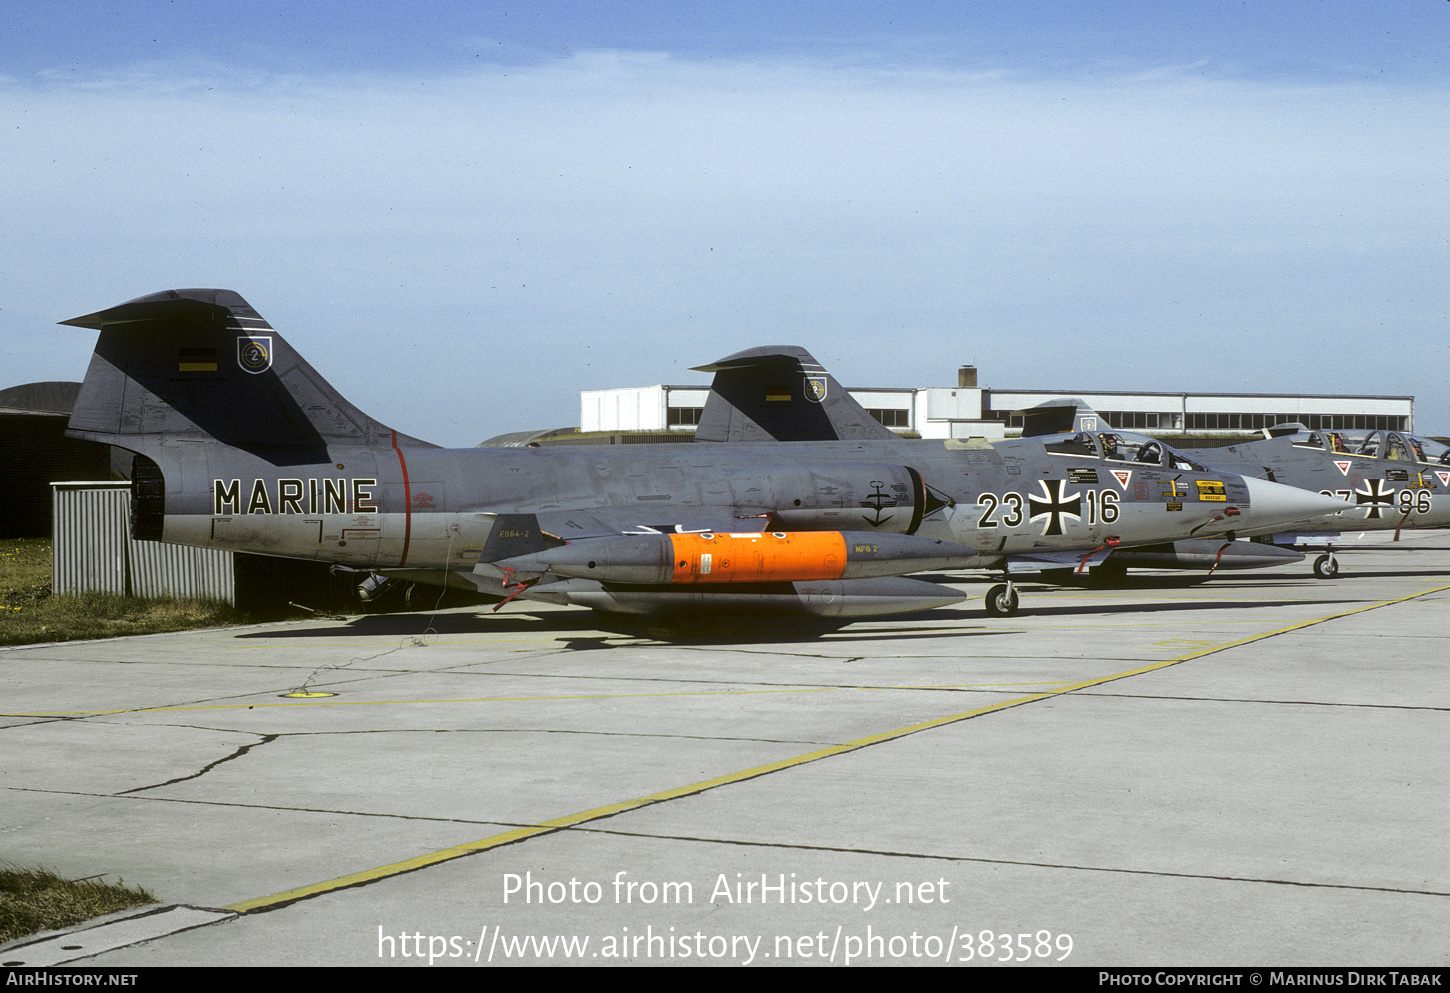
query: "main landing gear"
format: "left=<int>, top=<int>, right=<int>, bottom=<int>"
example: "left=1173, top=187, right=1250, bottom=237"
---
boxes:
left=1312, top=553, right=1339, bottom=580
left=985, top=579, right=1020, bottom=618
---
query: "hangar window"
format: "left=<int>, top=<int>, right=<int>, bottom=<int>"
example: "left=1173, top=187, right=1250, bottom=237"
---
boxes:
left=1104, top=411, right=1164, bottom=430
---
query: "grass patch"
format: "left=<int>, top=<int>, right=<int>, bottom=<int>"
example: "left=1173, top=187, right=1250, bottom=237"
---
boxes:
left=0, top=540, right=50, bottom=591
left=0, top=864, right=157, bottom=946
left=0, top=539, right=251, bottom=647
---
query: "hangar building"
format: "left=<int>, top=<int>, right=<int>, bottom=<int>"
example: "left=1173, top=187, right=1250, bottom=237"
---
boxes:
left=0, top=382, right=113, bottom=538
left=581, top=366, right=1414, bottom=443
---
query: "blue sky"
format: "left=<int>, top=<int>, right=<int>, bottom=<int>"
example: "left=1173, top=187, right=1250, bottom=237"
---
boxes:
left=4, top=1, right=1447, bottom=443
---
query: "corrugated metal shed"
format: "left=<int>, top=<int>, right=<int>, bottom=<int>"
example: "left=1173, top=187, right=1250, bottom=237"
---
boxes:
left=129, top=537, right=236, bottom=601
left=51, top=482, right=235, bottom=602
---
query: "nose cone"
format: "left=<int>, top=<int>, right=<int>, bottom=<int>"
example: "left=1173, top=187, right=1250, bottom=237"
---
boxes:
left=1239, top=476, right=1352, bottom=530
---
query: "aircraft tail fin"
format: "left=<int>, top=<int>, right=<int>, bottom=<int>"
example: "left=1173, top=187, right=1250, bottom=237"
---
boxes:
left=691, top=346, right=897, bottom=443
left=1016, top=397, right=1105, bottom=438
left=63, top=289, right=435, bottom=466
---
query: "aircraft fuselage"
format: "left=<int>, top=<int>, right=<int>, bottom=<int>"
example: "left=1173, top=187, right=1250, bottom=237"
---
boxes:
left=149, top=437, right=1262, bottom=583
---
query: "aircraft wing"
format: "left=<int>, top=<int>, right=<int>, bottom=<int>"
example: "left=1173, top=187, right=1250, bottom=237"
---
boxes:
left=1003, top=548, right=1114, bottom=573
left=531, top=507, right=768, bottom=541
left=1267, top=530, right=1450, bottom=549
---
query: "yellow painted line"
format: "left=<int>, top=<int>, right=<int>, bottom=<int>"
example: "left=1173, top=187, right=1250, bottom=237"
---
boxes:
left=1, top=686, right=833, bottom=718
left=1025, top=620, right=1302, bottom=630
left=2, top=681, right=1064, bottom=719
left=907, top=681, right=1076, bottom=689
left=225, top=581, right=1450, bottom=915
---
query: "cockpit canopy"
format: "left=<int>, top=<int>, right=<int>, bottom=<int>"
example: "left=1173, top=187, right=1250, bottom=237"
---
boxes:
left=1042, top=430, right=1209, bottom=472
left=1291, top=429, right=1450, bottom=465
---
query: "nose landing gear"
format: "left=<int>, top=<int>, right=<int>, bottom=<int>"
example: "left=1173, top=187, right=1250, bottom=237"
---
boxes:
left=985, top=579, right=1020, bottom=617
left=1312, top=553, right=1339, bottom=579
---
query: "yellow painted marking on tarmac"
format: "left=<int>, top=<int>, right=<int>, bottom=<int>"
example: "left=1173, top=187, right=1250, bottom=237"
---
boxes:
left=1003, top=617, right=1349, bottom=634
left=225, top=580, right=1450, bottom=915
left=0, top=686, right=832, bottom=718
left=4, top=681, right=1062, bottom=719
left=910, top=681, right=1076, bottom=688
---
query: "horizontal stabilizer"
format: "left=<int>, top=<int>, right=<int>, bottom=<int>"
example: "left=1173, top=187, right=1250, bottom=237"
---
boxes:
left=62, top=288, right=266, bottom=332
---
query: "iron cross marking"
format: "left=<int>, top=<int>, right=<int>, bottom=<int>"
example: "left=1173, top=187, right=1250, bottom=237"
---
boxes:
left=1029, top=479, right=1082, bottom=536
left=1354, top=479, right=1395, bottom=520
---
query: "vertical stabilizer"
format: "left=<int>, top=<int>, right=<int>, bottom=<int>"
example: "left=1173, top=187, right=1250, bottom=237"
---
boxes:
left=1017, top=398, right=1105, bottom=438
left=691, top=346, right=897, bottom=443
left=63, top=289, right=435, bottom=465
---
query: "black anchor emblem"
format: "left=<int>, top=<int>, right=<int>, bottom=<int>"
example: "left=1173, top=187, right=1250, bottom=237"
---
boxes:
left=860, top=480, right=897, bottom=528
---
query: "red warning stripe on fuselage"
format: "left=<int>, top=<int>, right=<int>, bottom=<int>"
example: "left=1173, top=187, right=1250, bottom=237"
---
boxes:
left=391, top=430, right=412, bottom=567
left=668, top=532, right=848, bottom=584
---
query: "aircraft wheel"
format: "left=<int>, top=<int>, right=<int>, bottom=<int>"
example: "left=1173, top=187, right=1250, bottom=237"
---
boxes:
left=985, top=583, right=1020, bottom=618
left=1312, top=554, right=1339, bottom=580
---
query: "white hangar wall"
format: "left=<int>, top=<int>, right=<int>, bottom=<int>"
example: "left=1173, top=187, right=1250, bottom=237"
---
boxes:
left=581, top=381, right=1413, bottom=439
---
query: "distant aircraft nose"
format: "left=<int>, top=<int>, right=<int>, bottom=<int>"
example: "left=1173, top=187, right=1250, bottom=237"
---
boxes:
left=1238, top=476, right=1351, bottom=530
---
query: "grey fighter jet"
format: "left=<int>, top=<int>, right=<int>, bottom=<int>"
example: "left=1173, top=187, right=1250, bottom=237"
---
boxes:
left=691, top=348, right=1356, bottom=589
left=61, top=292, right=1348, bottom=619
left=1197, top=426, right=1450, bottom=578
left=1011, top=398, right=1450, bottom=579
